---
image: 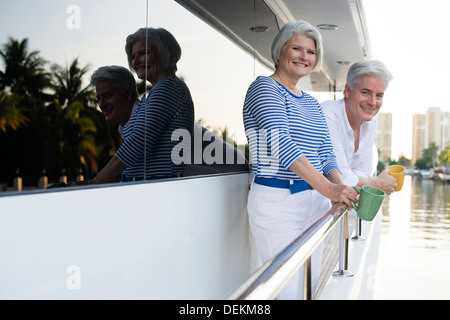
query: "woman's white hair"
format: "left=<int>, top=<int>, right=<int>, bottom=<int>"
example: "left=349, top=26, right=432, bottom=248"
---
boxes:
left=125, top=27, right=181, bottom=76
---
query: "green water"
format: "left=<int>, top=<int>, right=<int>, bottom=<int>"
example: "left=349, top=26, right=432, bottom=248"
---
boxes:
left=373, top=175, right=450, bottom=299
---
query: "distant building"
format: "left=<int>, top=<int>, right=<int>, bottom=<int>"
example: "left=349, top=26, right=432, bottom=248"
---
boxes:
left=375, top=112, right=392, bottom=162
left=412, top=107, right=450, bottom=164
left=442, top=111, right=450, bottom=150
left=412, top=114, right=426, bottom=165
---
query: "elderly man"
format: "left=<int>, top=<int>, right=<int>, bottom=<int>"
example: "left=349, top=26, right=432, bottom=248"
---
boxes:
left=321, top=60, right=397, bottom=195
left=91, top=65, right=139, bottom=138
left=88, top=65, right=248, bottom=181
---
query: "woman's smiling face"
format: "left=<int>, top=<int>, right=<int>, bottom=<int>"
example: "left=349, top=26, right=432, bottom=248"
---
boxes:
left=130, top=39, right=160, bottom=83
left=277, top=33, right=317, bottom=80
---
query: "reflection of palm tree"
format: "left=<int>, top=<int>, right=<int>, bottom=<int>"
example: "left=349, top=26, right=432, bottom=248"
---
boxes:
left=0, top=37, right=122, bottom=184
left=50, top=58, right=94, bottom=107
left=49, top=58, right=123, bottom=178
left=0, top=37, right=51, bottom=184
left=0, top=92, right=29, bottom=132
left=46, top=99, right=97, bottom=177
left=0, top=37, right=50, bottom=100
left=49, top=58, right=112, bottom=178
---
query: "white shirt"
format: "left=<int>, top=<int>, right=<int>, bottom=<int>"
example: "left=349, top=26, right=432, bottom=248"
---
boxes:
left=321, top=99, right=377, bottom=186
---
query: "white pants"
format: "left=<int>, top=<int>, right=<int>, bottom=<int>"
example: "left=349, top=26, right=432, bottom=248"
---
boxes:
left=247, top=183, right=331, bottom=299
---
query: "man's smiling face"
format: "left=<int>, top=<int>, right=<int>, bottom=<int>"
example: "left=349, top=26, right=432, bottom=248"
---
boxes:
left=345, top=74, right=387, bottom=125
left=96, top=80, right=132, bottom=126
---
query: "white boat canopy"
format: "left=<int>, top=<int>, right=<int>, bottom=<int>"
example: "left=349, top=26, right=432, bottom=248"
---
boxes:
left=175, top=0, right=372, bottom=92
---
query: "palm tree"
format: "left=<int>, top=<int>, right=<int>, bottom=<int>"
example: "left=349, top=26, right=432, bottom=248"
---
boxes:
left=415, top=142, right=439, bottom=169
left=48, top=59, right=102, bottom=179
left=0, top=37, right=123, bottom=184
left=0, top=37, right=51, bottom=185
left=50, top=58, right=94, bottom=107
left=0, top=91, right=29, bottom=132
left=439, top=144, right=450, bottom=167
left=49, top=58, right=122, bottom=179
left=0, top=37, right=50, bottom=100
left=45, top=98, right=97, bottom=179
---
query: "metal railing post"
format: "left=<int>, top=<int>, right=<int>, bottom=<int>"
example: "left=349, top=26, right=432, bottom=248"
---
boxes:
left=332, top=211, right=354, bottom=278
left=303, top=257, right=312, bottom=300
left=352, top=216, right=366, bottom=241
left=228, top=204, right=347, bottom=300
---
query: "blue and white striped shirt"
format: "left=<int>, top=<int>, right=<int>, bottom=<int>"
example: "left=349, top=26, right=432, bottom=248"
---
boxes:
left=116, top=78, right=194, bottom=179
left=243, top=76, right=338, bottom=180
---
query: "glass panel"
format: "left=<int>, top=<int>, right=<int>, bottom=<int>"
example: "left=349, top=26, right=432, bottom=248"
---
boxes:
left=0, top=0, right=265, bottom=191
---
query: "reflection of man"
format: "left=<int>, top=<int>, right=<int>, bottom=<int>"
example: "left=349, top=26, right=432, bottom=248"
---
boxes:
left=71, top=65, right=138, bottom=184
left=91, top=65, right=138, bottom=138
left=321, top=60, right=397, bottom=195
left=91, top=65, right=248, bottom=178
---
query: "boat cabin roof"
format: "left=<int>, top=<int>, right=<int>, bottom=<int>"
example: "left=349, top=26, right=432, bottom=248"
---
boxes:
left=175, top=0, right=372, bottom=92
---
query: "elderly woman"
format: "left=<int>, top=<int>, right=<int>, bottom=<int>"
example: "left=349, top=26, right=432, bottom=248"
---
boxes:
left=243, top=20, right=358, bottom=299
left=81, top=28, right=194, bottom=184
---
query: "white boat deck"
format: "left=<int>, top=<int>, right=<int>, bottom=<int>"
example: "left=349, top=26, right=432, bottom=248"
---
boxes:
left=317, top=210, right=381, bottom=300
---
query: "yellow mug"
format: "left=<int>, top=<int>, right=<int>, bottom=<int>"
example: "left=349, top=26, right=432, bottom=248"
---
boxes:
left=387, top=165, right=405, bottom=192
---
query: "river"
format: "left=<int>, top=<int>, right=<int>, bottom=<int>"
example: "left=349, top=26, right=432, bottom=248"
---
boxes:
left=373, top=175, right=450, bottom=299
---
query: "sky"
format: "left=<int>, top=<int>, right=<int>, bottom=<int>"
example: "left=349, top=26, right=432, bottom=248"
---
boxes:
left=363, top=0, right=450, bottom=159
left=1, top=0, right=449, bottom=160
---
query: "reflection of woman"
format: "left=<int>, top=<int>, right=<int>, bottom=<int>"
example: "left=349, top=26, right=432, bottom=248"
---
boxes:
left=78, top=28, right=194, bottom=184
left=243, top=20, right=357, bottom=299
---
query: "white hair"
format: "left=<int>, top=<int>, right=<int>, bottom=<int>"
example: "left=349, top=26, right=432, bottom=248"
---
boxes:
left=270, top=20, right=323, bottom=71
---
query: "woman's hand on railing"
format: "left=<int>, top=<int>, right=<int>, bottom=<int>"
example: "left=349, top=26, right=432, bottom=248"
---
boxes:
left=323, top=169, right=358, bottom=208
left=326, top=184, right=358, bottom=208
left=330, top=201, right=350, bottom=216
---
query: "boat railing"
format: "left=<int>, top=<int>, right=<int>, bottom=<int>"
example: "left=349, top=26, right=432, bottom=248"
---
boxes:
left=227, top=204, right=363, bottom=300
left=228, top=145, right=380, bottom=300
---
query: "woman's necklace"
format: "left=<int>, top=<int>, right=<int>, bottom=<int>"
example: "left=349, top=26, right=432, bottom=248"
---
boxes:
left=271, top=73, right=302, bottom=96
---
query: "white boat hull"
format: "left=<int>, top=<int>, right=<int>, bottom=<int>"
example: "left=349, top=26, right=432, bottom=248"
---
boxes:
left=0, top=173, right=260, bottom=299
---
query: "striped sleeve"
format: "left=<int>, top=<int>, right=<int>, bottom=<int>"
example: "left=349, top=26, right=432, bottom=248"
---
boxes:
left=116, top=80, right=184, bottom=167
